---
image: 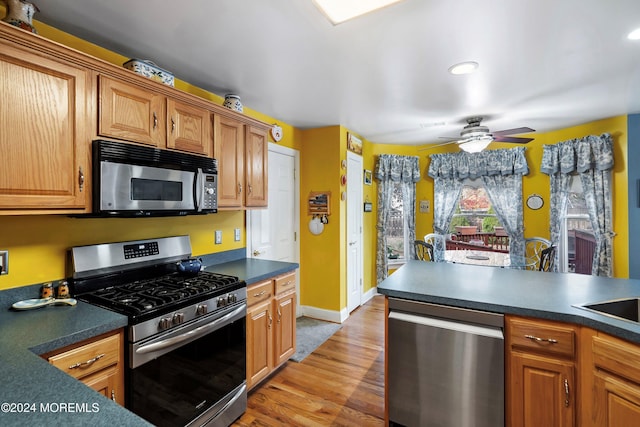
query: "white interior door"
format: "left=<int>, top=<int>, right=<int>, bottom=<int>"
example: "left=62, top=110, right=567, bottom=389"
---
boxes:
left=346, top=151, right=363, bottom=313
left=248, top=144, right=300, bottom=310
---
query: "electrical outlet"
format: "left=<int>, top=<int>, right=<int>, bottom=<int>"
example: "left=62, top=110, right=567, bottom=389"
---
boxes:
left=234, top=228, right=241, bottom=241
left=419, top=200, right=430, bottom=213
left=215, top=230, right=222, bottom=244
left=0, top=250, right=8, bottom=275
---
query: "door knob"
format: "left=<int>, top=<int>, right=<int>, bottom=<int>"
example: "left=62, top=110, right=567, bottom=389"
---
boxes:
left=349, top=241, right=357, bottom=246
left=253, top=250, right=261, bottom=256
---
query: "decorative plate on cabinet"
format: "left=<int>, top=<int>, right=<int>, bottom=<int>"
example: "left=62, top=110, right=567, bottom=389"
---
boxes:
left=271, top=124, right=283, bottom=142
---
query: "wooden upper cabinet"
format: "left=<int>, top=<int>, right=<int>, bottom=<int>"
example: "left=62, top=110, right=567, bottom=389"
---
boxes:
left=245, top=125, right=268, bottom=207
left=167, top=98, right=211, bottom=156
left=0, top=41, right=89, bottom=212
left=99, top=75, right=165, bottom=147
left=214, top=115, right=245, bottom=208
left=99, top=76, right=211, bottom=156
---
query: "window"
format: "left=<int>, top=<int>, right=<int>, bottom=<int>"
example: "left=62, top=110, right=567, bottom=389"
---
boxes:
left=560, top=176, right=595, bottom=274
left=386, top=183, right=407, bottom=263
left=449, top=181, right=505, bottom=236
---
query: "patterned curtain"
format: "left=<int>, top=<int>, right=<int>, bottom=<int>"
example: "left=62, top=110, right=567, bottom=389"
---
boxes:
left=374, top=155, right=421, bottom=284
left=540, top=134, right=615, bottom=276
left=428, top=147, right=530, bottom=261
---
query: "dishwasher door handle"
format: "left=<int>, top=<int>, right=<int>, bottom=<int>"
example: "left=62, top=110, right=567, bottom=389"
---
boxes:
left=388, top=311, right=504, bottom=339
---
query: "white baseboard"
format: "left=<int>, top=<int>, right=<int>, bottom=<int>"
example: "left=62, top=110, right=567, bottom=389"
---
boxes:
left=299, top=287, right=379, bottom=324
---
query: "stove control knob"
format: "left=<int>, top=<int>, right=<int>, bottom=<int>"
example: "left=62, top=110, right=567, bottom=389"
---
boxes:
left=159, top=317, right=172, bottom=330
left=228, top=293, right=237, bottom=303
left=173, top=312, right=185, bottom=325
left=196, top=304, right=208, bottom=315
left=217, top=297, right=227, bottom=307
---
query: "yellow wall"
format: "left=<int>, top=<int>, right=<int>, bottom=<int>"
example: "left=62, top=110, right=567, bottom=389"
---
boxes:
left=299, top=126, right=343, bottom=311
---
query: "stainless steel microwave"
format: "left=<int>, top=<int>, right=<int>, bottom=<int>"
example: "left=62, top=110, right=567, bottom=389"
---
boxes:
left=92, top=140, right=217, bottom=216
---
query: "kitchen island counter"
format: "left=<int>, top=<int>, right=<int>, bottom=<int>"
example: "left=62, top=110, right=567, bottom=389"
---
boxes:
left=377, top=260, right=640, bottom=343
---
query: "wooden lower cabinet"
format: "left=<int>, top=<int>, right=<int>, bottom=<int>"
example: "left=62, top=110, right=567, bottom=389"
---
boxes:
left=507, top=316, right=577, bottom=427
left=246, top=271, right=296, bottom=390
left=581, top=328, right=640, bottom=427
left=43, top=330, right=124, bottom=405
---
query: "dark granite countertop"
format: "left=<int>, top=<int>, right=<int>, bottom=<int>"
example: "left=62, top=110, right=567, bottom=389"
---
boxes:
left=0, top=284, right=151, bottom=426
left=204, top=257, right=299, bottom=285
left=377, top=260, right=640, bottom=343
left=0, top=255, right=297, bottom=426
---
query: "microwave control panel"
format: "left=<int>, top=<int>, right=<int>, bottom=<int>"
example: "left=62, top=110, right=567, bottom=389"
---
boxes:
left=201, top=174, right=217, bottom=210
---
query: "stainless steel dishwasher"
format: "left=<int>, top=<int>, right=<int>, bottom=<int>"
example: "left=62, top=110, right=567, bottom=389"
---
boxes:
left=388, top=297, right=504, bottom=427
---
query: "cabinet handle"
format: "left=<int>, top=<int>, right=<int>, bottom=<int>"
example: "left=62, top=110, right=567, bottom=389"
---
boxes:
left=78, top=166, right=84, bottom=192
left=68, top=353, right=105, bottom=369
left=277, top=308, right=281, bottom=323
left=111, top=390, right=116, bottom=402
left=171, top=117, right=176, bottom=133
left=238, top=183, right=242, bottom=195
left=564, top=378, right=570, bottom=407
left=268, top=312, right=272, bottom=329
left=253, top=290, right=266, bottom=297
left=524, top=334, right=558, bottom=344
left=247, top=183, right=252, bottom=195
left=153, top=112, right=158, bottom=129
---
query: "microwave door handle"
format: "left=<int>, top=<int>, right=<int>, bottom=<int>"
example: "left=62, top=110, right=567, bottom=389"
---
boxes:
left=195, top=168, right=204, bottom=212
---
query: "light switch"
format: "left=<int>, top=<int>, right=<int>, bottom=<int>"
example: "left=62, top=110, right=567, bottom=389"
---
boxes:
left=234, top=228, right=241, bottom=241
left=0, top=250, right=7, bottom=275
left=419, top=200, right=430, bottom=213
left=215, top=230, right=222, bottom=244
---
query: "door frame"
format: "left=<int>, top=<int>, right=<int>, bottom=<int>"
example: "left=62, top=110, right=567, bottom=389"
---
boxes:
left=246, top=143, right=301, bottom=313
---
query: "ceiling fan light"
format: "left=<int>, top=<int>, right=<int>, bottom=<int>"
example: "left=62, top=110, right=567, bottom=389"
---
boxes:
left=448, top=61, right=479, bottom=75
left=459, top=137, right=492, bottom=153
left=628, top=28, right=640, bottom=40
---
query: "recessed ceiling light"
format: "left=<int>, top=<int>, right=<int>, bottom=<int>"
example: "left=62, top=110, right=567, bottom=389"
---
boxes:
left=448, top=61, right=479, bottom=75
left=628, top=28, right=640, bottom=40
left=313, top=0, right=405, bottom=25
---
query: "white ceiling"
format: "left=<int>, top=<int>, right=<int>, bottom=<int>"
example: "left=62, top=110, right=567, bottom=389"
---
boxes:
left=33, top=0, right=640, bottom=145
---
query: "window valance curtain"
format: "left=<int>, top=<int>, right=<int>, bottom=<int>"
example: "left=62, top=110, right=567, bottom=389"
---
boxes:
left=428, top=146, right=529, bottom=180
left=427, top=147, right=529, bottom=263
left=375, top=155, right=421, bottom=284
left=540, top=133, right=614, bottom=276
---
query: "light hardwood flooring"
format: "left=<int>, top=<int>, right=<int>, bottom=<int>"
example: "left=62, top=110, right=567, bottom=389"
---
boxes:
left=234, top=295, right=385, bottom=426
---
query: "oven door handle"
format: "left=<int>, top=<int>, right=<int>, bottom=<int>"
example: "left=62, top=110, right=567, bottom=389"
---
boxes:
left=136, top=304, right=246, bottom=355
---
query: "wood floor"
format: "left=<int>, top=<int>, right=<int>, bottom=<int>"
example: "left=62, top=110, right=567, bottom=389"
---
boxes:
left=233, top=295, right=385, bottom=426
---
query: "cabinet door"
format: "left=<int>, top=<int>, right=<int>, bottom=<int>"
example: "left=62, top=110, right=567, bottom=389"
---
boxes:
left=0, top=43, right=88, bottom=210
left=274, top=291, right=296, bottom=366
left=510, top=352, right=575, bottom=427
left=245, top=125, right=268, bottom=207
left=99, top=76, right=165, bottom=147
left=166, top=99, right=211, bottom=156
left=592, top=371, right=640, bottom=427
left=214, top=115, right=244, bottom=207
left=82, top=365, right=124, bottom=405
left=247, top=300, right=273, bottom=389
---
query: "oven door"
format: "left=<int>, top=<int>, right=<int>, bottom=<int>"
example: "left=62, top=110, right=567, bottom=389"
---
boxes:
left=100, top=161, right=196, bottom=212
left=128, top=303, right=247, bottom=427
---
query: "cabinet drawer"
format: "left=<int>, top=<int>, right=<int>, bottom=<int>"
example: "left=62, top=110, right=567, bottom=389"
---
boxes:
left=48, top=333, right=120, bottom=379
left=247, top=280, right=273, bottom=307
left=508, top=317, right=576, bottom=358
left=275, top=272, right=296, bottom=295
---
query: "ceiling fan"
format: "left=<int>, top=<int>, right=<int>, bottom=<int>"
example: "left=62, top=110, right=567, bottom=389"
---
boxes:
left=425, top=117, right=535, bottom=153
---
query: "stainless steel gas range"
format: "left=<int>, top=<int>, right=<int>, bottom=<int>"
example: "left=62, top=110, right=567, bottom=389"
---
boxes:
left=69, top=236, right=247, bottom=427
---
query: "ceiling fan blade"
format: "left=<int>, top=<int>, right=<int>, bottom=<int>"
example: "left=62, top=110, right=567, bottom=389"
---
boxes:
left=492, top=127, right=535, bottom=136
left=417, top=140, right=461, bottom=151
left=492, top=136, right=534, bottom=144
